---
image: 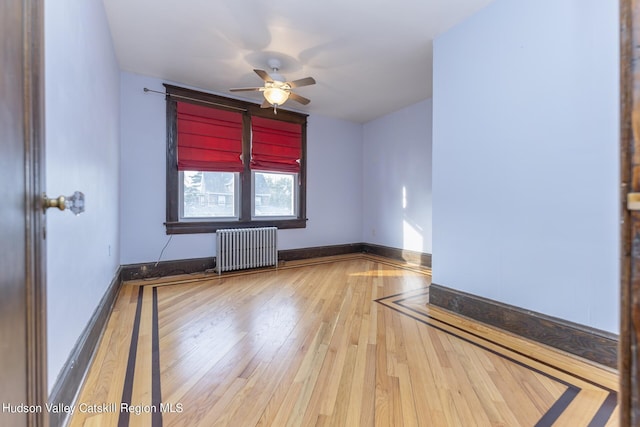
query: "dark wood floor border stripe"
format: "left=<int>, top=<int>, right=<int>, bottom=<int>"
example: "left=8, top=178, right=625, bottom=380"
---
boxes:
left=362, top=242, right=432, bottom=268
left=375, top=295, right=582, bottom=423
left=127, top=254, right=364, bottom=288
left=587, top=392, right=618, bottom=427
left=361, top=255, right=431, bottom=275
left=534, top=387, right=580, bottom=427
left=151, top=286, right=163, bottom=427
left=390, top=291, right=617, bottom=393
left=378, top=290, right=617, bottom=426
left=138, top=254, right=426, bottom=290
left=118, top=286, right=144, bottom=427
left=372, top=287, right=429, bottom=302
left=120, top=244, right=432, bottom=281
left=281, top=254, right=429, bottom=276
left=376, top=293, right=574, bottom=388
left=48, top=267, right=123, bottom=427
left=393, top=293, right=608, bottom=389
left=279, top=242, right=432, bottom=268
left=429, top=283, right=618, bottom=368
left=117, top=260, right=612, bottom=426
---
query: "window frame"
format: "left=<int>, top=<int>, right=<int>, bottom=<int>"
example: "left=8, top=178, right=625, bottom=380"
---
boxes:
left=164, top=84, right=308, bottom=234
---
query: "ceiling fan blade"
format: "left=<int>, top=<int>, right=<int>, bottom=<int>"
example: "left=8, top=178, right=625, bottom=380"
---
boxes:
left=260, top=99, right=271, bottom=108
left=288, top=77, right=316, bottom=88
left=289, top=92, right=311, bottom=105
left=229, top=87, right=263, bottom=92
left=254, top=69, right=273, bottom=83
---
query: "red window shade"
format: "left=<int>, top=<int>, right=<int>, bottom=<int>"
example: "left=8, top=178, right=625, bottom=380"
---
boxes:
left=251, top=117, right=302, bottom=173
left=176, top=102, right=243, bottom=172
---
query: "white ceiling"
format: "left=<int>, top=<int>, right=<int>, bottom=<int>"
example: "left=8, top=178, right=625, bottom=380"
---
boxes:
left=102, top=0, right=494, bottom=123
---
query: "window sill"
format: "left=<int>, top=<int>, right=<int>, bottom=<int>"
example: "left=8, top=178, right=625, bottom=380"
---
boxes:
left=165, top=218, right=308, bottom=234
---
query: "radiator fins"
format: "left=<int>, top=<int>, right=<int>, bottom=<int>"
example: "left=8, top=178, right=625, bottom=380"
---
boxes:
left=215, top=227, right=277, bottom=274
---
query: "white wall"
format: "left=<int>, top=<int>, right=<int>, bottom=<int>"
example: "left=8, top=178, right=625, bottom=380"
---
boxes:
left=282, top=113, right=363, bottom=250
left=362, top=100, right=433, bottom=254
left=119, top=72, right=363, bottom=265
left=45, top=0, right=120, bottom=390
left=432, top=0, right=619, bottom=332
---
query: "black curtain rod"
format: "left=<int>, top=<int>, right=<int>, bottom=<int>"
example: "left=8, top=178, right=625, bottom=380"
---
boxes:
left=142, top=87, right=247, bottom=112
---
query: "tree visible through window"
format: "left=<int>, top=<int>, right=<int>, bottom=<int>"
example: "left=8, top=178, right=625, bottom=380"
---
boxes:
left=182, top=171, right=237, bottom=218
left=253, top=171, right=296, bottom=217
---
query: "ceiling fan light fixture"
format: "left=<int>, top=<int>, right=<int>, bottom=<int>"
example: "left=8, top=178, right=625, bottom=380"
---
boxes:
left=263, top=87, right=290, bottom=106
left=229, top=60, right=315, bottom=109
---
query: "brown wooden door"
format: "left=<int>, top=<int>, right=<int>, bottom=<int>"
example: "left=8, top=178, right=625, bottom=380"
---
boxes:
left=0, top=0, right=47, bottom=426
left=621, top=1, right=640, bottom=425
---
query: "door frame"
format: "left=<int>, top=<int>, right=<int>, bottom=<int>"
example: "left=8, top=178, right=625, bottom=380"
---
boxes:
left=24, top=0, right=48, bottom=425
left=11, top=1, right=640, bottom=426
left=620, top=0, right=640, bottom=425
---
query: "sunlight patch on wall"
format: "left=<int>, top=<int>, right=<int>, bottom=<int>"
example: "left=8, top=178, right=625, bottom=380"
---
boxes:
left=403, top=219, right=423, bottom=253
left=402, top=186, right=423, bottom=252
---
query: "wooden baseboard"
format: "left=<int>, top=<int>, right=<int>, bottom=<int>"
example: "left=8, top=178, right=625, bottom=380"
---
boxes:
left=362, top=243, right=432, bottom=267
left=120, top=257, right=216, bottom=281
left=121, top=243, right=431, bottom=280
left=278, top=243, right=364, bottom=261
left=429, top=283, right=618, bottom=368
left=48, top=267, right=123, bottom=427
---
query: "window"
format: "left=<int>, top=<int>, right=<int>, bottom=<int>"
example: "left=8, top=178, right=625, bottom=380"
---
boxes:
left=253, top=171, right=297, bottom=217
left=181, top=171, right=239, bottom=219
left=164, top=84, right=307, bottom=234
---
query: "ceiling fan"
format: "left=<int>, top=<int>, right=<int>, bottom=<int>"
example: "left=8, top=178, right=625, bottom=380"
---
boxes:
left=230, top=59, right=316, bottom=113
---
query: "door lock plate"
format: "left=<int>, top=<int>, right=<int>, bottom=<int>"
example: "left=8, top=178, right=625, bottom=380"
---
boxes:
left=627, top=193, right=640, bottom=211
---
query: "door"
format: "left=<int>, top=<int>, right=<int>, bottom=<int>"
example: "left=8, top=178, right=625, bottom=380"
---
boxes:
left=621, top=0, right=640, bottom=425
left=0, top=0, right=47, bottom=426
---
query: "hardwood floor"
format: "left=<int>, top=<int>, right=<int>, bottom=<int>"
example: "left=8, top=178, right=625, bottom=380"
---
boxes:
left=69, top=255, right=618, bottom=426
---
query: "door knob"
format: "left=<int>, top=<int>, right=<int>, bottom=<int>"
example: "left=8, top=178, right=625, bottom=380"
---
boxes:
left=43, top=191, right=85, bottom=215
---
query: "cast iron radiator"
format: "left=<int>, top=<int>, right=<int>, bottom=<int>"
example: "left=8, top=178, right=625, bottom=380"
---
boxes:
left=215, top=227, right=277, bottom=274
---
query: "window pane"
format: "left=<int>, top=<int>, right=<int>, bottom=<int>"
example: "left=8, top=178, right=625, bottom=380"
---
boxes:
left=254, top=172, right=296, bottom=217
left=183, top=171, right=237, bottom=218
